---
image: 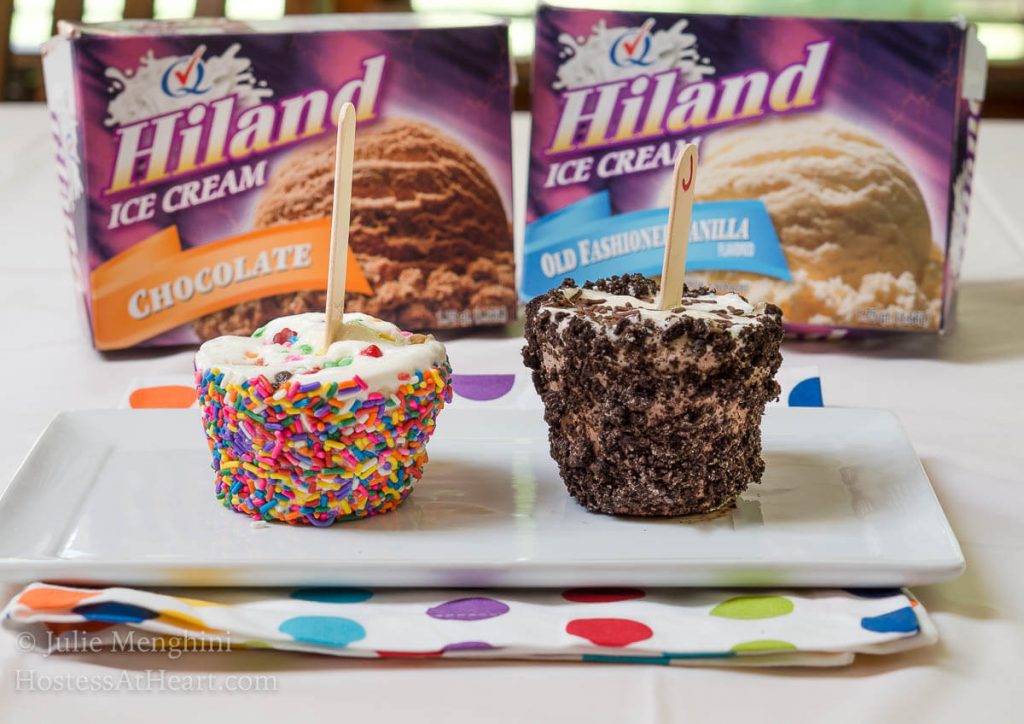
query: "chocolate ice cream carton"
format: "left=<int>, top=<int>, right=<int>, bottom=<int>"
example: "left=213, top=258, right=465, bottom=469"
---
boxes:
left=525, top=5, right=987, bottom=334
left=43, top=15, right=515, bottom=350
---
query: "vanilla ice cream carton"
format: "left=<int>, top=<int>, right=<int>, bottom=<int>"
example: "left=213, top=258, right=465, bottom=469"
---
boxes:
left=526, top=5, right=987, bottom=334
left=43, top=15, right=515, bottom=350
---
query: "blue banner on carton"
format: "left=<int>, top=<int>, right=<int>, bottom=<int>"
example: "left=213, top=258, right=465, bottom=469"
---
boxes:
left=522, top=192, right=790, bottom=299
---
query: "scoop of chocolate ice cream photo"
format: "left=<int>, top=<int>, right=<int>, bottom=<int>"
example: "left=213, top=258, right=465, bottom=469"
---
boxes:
left=194, top=119, right=515, bottom=339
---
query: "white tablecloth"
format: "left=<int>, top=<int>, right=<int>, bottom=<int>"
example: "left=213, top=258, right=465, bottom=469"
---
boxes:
left=0, top=105, right=1021, bottom=722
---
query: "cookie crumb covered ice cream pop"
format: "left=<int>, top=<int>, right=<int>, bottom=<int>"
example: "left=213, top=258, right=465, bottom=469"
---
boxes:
left=523, top=274, right=783, bottom=517
left=195, top=313, right=452, bottom=525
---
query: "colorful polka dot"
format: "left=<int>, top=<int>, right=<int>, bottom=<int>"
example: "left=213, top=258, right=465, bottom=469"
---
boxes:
left=710, top=595, right=794, bottom=620
left=72, top=601, right=158, bottom=624
left=427, top=597, right=509, bottom=621
left=663, top=651, right=736, bottom=660
left=562, top=588, right=646, bottom=603
left=860, top=607, right=919, bottom=634
left=237, top=641, right=272, bottom=649
left=787, top=377, right=823, bottom=407
left=566, top=618, right=653, bottom=647
left=582, top=652, right=735, bottom=664
left=17, top=586, right=99, bottom=612
left=154, top=610, right=222, bottom=634
left=730, top=639, right=798, bottom=653
left=290, top=588, right=374, bottom=604
left=451, top=374, right=515, bottom=401
left=129, top=385, right=197, bottom=409
left=172, top=596, right=225, bottom=608
left=279, top=616, right=366, bottom=648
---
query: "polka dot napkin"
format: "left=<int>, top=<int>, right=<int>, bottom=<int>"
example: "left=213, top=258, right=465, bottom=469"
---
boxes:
left=3, top=584, right=934, bottom=667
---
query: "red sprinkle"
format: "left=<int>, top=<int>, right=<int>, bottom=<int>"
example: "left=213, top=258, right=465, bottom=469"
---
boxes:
left=360, top=344, right=383, bottom=358
left=398, top=372, right=410, bottom=381
left=272, top=328, right=296, bottom=345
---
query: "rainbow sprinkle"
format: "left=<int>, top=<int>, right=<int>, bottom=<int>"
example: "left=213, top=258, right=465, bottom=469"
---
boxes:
left=195, top=361, right=453, bottom=526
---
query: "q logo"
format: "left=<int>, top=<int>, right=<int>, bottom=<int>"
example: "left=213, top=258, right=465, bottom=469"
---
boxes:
left=609, top=19, right=655, bottom=68
left=161, top=46, right=209, bottom=97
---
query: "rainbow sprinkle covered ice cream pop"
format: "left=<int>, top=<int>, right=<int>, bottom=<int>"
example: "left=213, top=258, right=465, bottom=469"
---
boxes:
left=195, top=314, right=452, bottom=525
left=194, top=104, right=452, bottom=525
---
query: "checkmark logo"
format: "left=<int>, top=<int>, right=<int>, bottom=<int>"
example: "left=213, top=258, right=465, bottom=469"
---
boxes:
left=173, top=46, right=205, bottom=86
left=161, top=44, right=209, bottom=97
left=622, top=19, right=655, bottom=58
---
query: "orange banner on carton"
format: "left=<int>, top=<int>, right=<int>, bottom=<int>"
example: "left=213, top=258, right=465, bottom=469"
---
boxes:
left=90, top=219, right=372, bottom=350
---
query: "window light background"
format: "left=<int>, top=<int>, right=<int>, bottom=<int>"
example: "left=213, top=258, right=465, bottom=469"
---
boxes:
left=9, top=0, right=1024, bottom=62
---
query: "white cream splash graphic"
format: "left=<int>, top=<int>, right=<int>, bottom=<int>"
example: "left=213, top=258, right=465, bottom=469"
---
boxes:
left=105, top=43, right=273, bottom=127
left=554, top=19, right=715, bottom=91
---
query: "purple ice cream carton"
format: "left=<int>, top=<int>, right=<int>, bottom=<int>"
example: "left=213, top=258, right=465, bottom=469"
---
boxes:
left=43, top=15, right=515, bottom=350
left=526, top=5, right=987, bottom=335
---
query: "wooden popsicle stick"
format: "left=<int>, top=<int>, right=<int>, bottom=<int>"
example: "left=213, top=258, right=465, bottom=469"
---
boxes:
left=655, top=143, right=698, bottom=310
left=322, top=102, right=357, bottom=352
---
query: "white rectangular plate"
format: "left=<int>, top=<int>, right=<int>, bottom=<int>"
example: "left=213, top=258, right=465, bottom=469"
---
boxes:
left=0, top=407, right=964, bottom=587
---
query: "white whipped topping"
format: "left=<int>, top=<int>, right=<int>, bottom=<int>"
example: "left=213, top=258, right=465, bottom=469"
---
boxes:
left=540, top=287, right=765, bottom=337
left=195, top=312, right=447, bottom=392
